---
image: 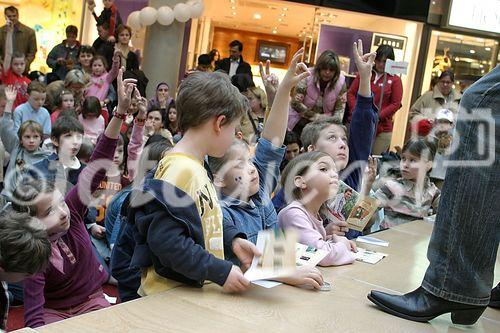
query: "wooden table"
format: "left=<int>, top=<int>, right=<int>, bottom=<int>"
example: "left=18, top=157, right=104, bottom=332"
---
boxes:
left=20, top=221, right=500, bottom=333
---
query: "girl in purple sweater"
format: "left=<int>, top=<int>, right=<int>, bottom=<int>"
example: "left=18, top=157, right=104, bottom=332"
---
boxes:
left=11, top=68, right=137, bottom=328
left=278, top=151, right=357, bottom=266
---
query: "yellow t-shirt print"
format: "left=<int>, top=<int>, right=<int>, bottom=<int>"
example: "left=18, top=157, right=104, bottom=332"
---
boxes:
left=140, top=153, right=225, bottom=296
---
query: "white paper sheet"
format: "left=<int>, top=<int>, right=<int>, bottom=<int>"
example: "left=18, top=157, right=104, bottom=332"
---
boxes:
left=356, top=236, right=389, bottom=247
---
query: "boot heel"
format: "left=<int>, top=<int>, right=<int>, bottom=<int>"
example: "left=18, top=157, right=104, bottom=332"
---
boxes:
left=451, top=307, right=486, bottom=325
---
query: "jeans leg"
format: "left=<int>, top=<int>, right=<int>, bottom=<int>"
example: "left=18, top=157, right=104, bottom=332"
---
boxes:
left=422, top=66, right=500, bottom=306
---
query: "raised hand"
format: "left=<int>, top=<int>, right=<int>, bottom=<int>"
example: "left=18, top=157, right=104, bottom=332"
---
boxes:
left=353, top=39, right=376, bottom=80
left=112, top=48, right=123, bottom=64
left=259, top=60, right=279, bottom=96
left=134, top=87, right=148, bottom=117
left=281, top=48, right=310, bottom=91
left=117, top=67, right=137, bottom=114
left=5, top=85, right=17, bottom=103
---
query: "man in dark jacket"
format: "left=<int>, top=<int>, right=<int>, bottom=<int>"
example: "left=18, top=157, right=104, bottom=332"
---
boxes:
left=92, top=22, right=114, bottom=70
left=46, top=25, right=81, bottom=82
left=215, top=40, right=253, bottom=79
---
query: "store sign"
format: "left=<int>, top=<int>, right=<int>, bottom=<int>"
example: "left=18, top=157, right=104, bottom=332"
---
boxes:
left=370, top=33, right=407, bottom=62
left=448, top=0, right=500, bottom=34
left=385, top=59, right=408, bottom=75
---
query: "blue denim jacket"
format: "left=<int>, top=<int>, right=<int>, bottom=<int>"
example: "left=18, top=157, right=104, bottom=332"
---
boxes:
left=221, top=138, right=285, bottom=264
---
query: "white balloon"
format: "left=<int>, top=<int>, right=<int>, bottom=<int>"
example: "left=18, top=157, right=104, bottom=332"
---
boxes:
left=174, top=3, right=191, bottom=23
left=157, top=6, right=174, bottom=26
left=189, top=0, right=205, bottom=18
left=139, top=7, right=158, bottom=26
left=127, top=11, right=142, bottom=31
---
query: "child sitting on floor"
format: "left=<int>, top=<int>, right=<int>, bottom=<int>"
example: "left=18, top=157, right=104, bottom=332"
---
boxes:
left=128, top=70, right=260, bottom=296
left=11, top=67, right=135, bottom=328
left=1, top=86, right=51, bottom=198
left=273, top=40, right=378, bottom=239
left=0, top=210, right=51, bottom=331
left=361, top=138, right=441, bottom=229
left=50, top=90, right=75, bottom=125
left=208, top=49, right=324, bottom=289
left=278, top=151, right=357, bottom=266
left=78, top=96, right=105, bottom=144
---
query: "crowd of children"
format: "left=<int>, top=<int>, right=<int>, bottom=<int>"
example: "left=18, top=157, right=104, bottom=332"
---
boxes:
left=0, top=1, right=491, bottom=330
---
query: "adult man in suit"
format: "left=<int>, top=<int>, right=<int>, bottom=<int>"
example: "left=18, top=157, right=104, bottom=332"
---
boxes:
left=215, top=40, right=252, bottom=79
left=0, top=6, right=37, bottom=71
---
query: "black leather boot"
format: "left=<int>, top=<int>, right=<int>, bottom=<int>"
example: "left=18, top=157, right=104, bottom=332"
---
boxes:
left=489, top=283, right=500, bottom=308
left=367, top=287, right=487, bottom=325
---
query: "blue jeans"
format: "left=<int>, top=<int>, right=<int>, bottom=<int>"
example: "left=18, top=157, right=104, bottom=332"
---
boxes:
left=422, top=66, right=500, bottom=306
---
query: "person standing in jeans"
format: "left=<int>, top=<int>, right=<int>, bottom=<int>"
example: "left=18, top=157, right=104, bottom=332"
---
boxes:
left=368, top=65, right=500, bottom=324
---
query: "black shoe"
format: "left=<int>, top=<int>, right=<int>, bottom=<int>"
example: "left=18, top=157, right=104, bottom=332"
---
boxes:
left=367, top=287, right=486, bottom=325
left=489, top=283, right=500, bottom=308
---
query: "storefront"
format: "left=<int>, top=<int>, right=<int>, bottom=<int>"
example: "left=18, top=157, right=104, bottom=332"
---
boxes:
left=421, top=0, right=499, bottom=96
left=0, top=0, right=85, bottom=72
left=187, top=0, right=424, bottom=149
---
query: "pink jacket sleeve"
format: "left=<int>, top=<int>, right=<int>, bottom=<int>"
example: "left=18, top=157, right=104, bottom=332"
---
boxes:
left=126, top=122, right=145, bottom=180
left=105, top=56, right=120, bottom=84
left=278, top=206, right=355, bottom=266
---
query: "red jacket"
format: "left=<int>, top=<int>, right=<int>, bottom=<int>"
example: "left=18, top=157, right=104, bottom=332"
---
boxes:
left=347, top=72, right=403, bottom=134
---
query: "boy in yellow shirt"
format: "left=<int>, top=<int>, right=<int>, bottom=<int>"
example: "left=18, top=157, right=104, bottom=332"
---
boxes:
left=129, top=71, right=260, bottom=294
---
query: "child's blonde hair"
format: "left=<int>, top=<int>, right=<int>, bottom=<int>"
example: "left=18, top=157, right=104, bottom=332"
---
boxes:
left=18, top=120, right=43, bottom=142
left=280, top=151, right=331, bottom=204
left=247, top=86, right=268, bottom=113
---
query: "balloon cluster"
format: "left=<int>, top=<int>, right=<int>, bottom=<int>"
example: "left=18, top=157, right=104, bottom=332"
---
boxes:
left=127, top=0, right=204, bottom=30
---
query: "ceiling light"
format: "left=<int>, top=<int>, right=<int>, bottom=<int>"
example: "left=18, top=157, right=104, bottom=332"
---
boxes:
left=454, top=57, right=460, bottom=61
left=253, top=13, right=262, bottom=20
left=232, top=12, right=236, bottom=15
left=283, top=7, right=288, bottom=11
left=231, top=6, right=236, bottom=10
left=469, top=49, right=476, bottom=54
left=485, top=47, right=491, bottom=51
left=272, top=30, right=277, bottom=34
left=278, top=18, right=283, bottom=22
left=281, top=13, right=286, bottom=17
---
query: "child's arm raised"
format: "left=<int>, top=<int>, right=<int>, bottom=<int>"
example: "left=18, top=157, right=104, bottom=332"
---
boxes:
left=106, top=49, right=122, bottom=84
left=261, top=49, right=310, bottom=146
left=3, top=22, right=13, bottom=74
left=0, top=86, right=20, bottom=153
left=345, top=40, right=378, bottom=192
left=126, top=89, right=147, bottom=180
left=70, top=68, right=136, bottom=217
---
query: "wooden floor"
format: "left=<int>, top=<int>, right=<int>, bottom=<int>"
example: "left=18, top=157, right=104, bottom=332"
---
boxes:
left=16, top=221, right=500, bottom=333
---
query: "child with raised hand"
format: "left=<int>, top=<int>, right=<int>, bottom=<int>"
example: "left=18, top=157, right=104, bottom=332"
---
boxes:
left=11, top=68, right=136, bottom=328
left=0, top=86, right=51, bottom=198
left=2, top=20, right=30, bottom=109
left=278, top=151, right=357, bottom=266
left=86, top=89, right=146, bottom=246
left=0, top=210, right=52, bottom=331
left=273, top=40, right=378, bottom=240
left=86, top=49, right=121, bottom=102
left=50, top=90, right=75, bottom=125
left=361, top=138, right=440, bottom=229
left=208, top=49, right=324, bottom=289
left=128, top=70, right=261, bottom=296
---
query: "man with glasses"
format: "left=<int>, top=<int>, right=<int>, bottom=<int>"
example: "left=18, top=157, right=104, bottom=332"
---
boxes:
left=410, top=70, right=462, bottom=125
left=215, top=40, right=253, bottom=79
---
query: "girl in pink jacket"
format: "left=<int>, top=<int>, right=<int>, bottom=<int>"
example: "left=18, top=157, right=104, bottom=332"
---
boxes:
left=278, top=151, right=357, bottom=266
left=86, top=50, right=121, bottom=102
